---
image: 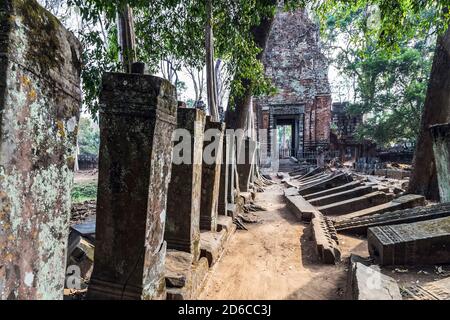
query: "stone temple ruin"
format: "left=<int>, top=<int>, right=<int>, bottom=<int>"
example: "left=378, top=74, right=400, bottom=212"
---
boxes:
left=255, top=9, right=332, bottom=165
left=1, top=1, right=450, bottom=301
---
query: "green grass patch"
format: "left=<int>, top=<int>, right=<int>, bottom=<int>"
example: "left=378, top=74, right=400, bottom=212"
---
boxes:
left=71, top=182, right=98, bottom=203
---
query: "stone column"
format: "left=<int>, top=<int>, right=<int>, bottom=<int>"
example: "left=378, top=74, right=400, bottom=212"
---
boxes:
left=227, top=134, right=237, bottom=205
left=218, top=136, right=230, bottom=216
left=236, top=138, right=257, bottom=192
left=87, top=73, right=177, bottom=300
left=200, top=117, right=224, bottom=231
left=430, top=123, right=450, bottom=202
left=0, top=1, right=82, bottom=300
left=165, top=108, right=206, bottom=261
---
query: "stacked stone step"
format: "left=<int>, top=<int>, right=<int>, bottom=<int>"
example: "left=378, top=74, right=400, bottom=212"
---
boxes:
left=296, top=174, right=334, bottom=189
left=297, top=171, right=330, bottom=183
left=308, top=184, right=377, bottom=207
left=298, top=173, right=354, bottom=196
left=297, top=170, right=333, bottom=184
left=317, top=191, right=394, bottom=216
left=334, top=195, right=435, bottom=235
left=334, top=194, right=425, bottom=222
left=294, top=166, right=326, bottom=180
left=303, top=181, right=363, bottom=201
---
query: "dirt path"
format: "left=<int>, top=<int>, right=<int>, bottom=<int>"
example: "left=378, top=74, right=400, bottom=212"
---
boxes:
left=74, top=169, right=98, bottom=184
left=199, top=184, right=368, bottom=300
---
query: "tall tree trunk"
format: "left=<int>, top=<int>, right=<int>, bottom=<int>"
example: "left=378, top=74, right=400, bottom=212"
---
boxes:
left=227, top=3, right=276, bottom=129
left=117, top=4, right=136, bottom=73
left=215, top=59, right=223, bottom=119
left=205, top=0, right=219, bottom=121
left=409, top=26, right=450, bottom=200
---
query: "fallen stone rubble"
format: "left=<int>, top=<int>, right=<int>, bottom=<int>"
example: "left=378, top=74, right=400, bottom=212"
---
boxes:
left=282, top=165, right=450, bottom=300
left=402, top=276, right=450, bottom=300
left=335, top=202, right=450, bottom=235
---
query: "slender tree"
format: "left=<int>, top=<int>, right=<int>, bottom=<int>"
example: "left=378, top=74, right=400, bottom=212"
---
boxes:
left=227, top=1, right=276, bottom=129
left=117, top=3, right=136, bottom=73
left=205, top=0, right=219, bottom=120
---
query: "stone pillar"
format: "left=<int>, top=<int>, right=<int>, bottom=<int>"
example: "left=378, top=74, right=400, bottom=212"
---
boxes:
left=236, top=138, right=257, bottom=192
left=0, top=1, right=82, bottom=300
left=87, top=73, right=177, bottom=300
left=218, top=137, right=229, bottom=216
left=200, top=117, right=224, bottom=231
left=430, top=123, right=450, bottom=202
left=227, top=134, right=237, bottom=204
left=165, top=108, right=206, bottom=261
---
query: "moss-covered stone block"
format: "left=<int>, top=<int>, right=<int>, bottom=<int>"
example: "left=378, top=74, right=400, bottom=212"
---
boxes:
left=0, top=0, right=82, bottom=300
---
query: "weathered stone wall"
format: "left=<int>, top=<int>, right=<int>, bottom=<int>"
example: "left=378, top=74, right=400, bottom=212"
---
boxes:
left=256, top=8, right=332, bottom=149
left=0, top=0, right=82, bottom=300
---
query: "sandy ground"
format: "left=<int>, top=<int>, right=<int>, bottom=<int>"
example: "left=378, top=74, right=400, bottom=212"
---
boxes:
left=199, top=183, right=449, bottom=300
left=74, top=169, right=98, bottom=184
left=73, top=167, right=447, bottom=299
left=199, top=184, right=367, bottom=300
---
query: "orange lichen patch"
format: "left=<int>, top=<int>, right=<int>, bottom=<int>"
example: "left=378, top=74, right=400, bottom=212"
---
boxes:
left=28, top=89, right=37, bottom=101
left=56, top=120, right=65, bottom=138
left=4, top=253, right=14, bottom=262
left=20, top=75, right=31, bottom=88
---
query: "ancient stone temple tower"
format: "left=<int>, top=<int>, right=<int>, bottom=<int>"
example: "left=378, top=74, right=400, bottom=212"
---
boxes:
left=255, top=8, right=332, bottom=162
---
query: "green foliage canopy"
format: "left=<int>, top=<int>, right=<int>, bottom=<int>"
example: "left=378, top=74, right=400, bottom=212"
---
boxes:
left=78, top=117, right=100, bottom=157
left=66, top=0, right=302, bottom=117
left=310, top=0, right=446, bottom=147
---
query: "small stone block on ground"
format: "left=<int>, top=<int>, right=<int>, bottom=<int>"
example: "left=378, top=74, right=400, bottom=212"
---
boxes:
left=200, top=230, right=227, bottom=267
left=346, top=255, right=402, bottom=300
left=165, top=251, right=209, bottom=300
left=368, top=216, right=450, bottom=266
left=285, top=194, right=320, bottom=222
left=217, top=215, right=234, bottom=233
